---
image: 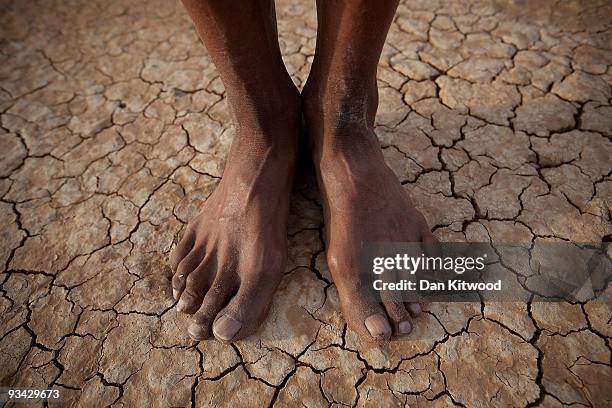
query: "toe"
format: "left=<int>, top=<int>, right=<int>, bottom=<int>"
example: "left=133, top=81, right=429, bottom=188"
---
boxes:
left=382, top=299, right=413, bottom=335
left=421, top=230, right=442, bottom=258
left=188, top=276, right=237, bottom=340
left=212, top=314, right=242, bottom=342
left=364, top=313, right=393, bottom=339
left=210, top=278, right=278, bottom=342
left=336, top=284, right=392, bottom=341
left=176, top=257, right=213, bottom=314
left=172, top=247, right=204, bottom=301
left=380, top=270, right=413, bottom=335
left=170, top=229, right=195, bottom=272
left=406, top=302, right=422, bottom=317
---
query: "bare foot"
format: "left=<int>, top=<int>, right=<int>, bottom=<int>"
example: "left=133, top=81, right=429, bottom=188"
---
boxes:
left=171, top=92, right=300, bottom=342
left=304, top=84, right=437, bottom=341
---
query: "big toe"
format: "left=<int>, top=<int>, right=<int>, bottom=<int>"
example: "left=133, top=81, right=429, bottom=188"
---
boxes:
left=364, top=313, right=393, bottom=339
left=337, top=286, right=392, bottom=341
left=211, top=279, right=277, bottom=342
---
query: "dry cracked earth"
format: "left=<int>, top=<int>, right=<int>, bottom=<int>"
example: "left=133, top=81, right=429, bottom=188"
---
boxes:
left=1, top=0, right=611, bottom=406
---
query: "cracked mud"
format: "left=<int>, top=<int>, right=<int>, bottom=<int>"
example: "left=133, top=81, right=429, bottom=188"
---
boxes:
left=1, top=0, right=611, bottom=406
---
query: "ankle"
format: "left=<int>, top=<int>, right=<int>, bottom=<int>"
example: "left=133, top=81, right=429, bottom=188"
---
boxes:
left=227, top=85, right=301, bottom=148
left=230, top=84, right=300, bottom=124
left=302, top=77, right=378, bottom=134
left=302, top=80, right=381, bottom=160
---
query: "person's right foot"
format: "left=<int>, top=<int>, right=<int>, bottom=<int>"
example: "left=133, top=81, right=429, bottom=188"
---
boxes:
left=171, top=91, right=300, bottom=342
left=303, top=84, right=437, bottom=341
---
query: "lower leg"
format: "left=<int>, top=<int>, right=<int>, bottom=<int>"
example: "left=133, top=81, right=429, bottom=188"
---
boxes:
left=303, top=0, right=397, bottom=137
left=172, top=0, right=300, bottom=342
left=303, top=0, right=435, bottom=340
left=182, top=0, right=299, bottom=128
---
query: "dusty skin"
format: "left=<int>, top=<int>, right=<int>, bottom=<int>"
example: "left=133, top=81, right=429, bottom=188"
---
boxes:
left=1, top=0, right=611, bottom=406
left=172, top=0, right=431, bottom=343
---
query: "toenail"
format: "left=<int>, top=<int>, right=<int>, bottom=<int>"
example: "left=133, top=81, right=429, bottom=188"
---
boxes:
left=176, top=298, right=188, bottom=312
left=188, top=323, right=208, bottom=340
left=364, top=314, right=392, bottom=339
left=398, top=320, right=412, bottom=334
left=407, top=303, right=422, bottom=316
left=172, top=288, right=179, bottom=300
left=213, top=315, right=242, bottom=341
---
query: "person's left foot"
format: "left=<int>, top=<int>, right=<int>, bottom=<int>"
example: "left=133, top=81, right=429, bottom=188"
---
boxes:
left=303, top=84, right=437, bottom=341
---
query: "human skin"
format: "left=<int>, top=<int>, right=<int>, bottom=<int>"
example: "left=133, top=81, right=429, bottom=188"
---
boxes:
left=302, top=0, right=439, bottom=340
left=172, top=0, right=300, bottom=342
left=172, top=0, right=436, bottom=342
